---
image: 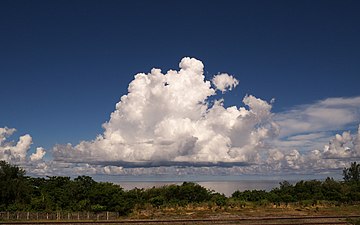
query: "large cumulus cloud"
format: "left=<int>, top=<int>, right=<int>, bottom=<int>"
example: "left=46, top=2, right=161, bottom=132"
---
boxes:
left=53, top=57, right=279, bottom=166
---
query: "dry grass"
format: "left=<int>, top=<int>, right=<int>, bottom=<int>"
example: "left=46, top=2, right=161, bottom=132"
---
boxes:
left=128, top=202, right=360, bottom=220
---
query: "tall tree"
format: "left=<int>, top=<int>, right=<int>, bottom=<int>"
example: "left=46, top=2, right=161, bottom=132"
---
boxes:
left=343, top=162, right=360, bottom=182
left=0, top=161, right=30, bottom=210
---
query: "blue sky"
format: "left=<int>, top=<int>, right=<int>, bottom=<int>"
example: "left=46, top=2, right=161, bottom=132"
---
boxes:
left=1, top=0, right=360, bottom=178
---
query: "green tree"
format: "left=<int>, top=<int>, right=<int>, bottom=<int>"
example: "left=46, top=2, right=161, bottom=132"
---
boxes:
left=322, top=177, right=342, bottom=201
left=177, top=182, right=212, bottom=204
left=232, top=190, right=268, bottom=202
left=294, top=180, right=323, bottom=202
left=150, top=196, right=165, bottom=208
left=343, top=162, right=360, bottom=182
left=0, top=161, right=31, bottom=210
left=28, top=177, right=47, bottom=211
left=72, top=176, right=96, bottom=211
left=41, top=176, right=73, bottom=211
left=89, top=182, right=124, bottom=212
left=211, top=193, right=227, bottom=208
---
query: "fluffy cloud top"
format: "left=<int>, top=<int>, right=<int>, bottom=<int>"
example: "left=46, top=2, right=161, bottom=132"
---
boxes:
left=0, top=127, right=46, bottom=164
left=53, top=57, right=278, bottom=166
left=265, top=125, right=360, bottom=174
left=30, top=147, right=46, bottom=161
left=322, top=125, right=360, bottom=159
left=212, top=73, right=239, bottom=92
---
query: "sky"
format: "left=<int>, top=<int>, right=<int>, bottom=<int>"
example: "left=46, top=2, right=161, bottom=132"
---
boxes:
left=1, top=0, right=360, bottom=180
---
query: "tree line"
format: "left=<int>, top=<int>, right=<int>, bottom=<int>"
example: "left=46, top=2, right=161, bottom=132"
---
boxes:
left=1, top=160, right=359, bottom=215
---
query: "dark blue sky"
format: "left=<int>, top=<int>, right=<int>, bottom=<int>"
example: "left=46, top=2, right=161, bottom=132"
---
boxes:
left=1, top=0, right=359, bottom=150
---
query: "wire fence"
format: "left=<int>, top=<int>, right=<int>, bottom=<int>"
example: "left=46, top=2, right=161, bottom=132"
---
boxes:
left=0, top=211, right=119, bottom=221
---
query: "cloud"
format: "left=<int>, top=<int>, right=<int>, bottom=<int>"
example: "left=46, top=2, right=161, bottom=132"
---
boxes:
left=53, top=57, right=278, bottom=167
left=212, top=73, right=239, bottom=92
left=49, top=58, right=360, bottom=177
left=0, top=127, right=16, bottom=144
left=0, top=127, right=46, bottom=169
left=264, top=124, right=360, bottom=175
left=272, top=96, right=360, bottom=162
left=322, top=125, right=360, bottom=159
left=3, top=58, right=360, bottom=178
left=265, top=95, right=360, bottom=172
left=0, top=127, right=33, bottom=162
left=16, top=124, right=360, bottom=178
left=30, top=147, right=46, bottom=161
left=275, top=97, right=360, bottom=138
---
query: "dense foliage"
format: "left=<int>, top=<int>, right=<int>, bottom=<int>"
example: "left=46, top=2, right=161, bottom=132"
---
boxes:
left=1, top=160, right=360, bottom=215
left=232, top=178, right=360, bottom=205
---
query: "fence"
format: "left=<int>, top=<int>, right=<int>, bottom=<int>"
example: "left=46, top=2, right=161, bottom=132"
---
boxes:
left=0, top=211, right=119, bottom=221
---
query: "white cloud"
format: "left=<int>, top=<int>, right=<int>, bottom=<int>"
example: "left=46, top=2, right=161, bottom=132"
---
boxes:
left=354, top=125, right=360, bottom=155
left=53, top=57, right=278, bottom=167
left=0, top=127, right=47, bottom=172
left=0, top=127, right=33, bottom=162
left=263, top=124, right=360, bottom=175
left=321, top=125, right=360, bottom=159
left=103, top=166, right=123, bottom=174
left=48, top=58, right=360, bottom=177
left=19, top=124, right=360, bottom=177
left=272, top=96, right=360, bottom=167
left=30, top=147, right=46, bottom=161
left=0, top=127, right=16, bottom=144
left=276, top=97, right=360, bottom=138
left=3, top=58, right=360, bottom=178
left=212, top=73, right=239, bottom=92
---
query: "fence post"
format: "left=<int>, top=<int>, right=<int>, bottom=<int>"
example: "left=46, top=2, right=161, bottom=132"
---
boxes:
left=27, top=212, right=29, bottom=220
left=7, top=212, right=9, bottom=220
left=106, top=211, right=109, bottom=220
left=77, top=212, right=80, bottom=220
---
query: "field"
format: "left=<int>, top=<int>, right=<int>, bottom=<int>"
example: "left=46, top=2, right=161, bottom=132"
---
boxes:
left=1, top=204, right=360, bottom=225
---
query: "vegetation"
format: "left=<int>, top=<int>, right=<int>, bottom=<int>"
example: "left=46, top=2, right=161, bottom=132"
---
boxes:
left=1, top=160, right=360, bottom=217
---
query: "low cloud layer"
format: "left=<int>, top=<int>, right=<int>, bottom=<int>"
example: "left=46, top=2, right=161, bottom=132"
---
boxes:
left=2, top=57, right=360, bottom=177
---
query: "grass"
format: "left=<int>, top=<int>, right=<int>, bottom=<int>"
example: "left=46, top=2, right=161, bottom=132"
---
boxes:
left=129, top=202, right=360, bottom=220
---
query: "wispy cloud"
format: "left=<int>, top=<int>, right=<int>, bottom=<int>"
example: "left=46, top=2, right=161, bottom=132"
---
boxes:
left=275, top=97, right=360, bottom=138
